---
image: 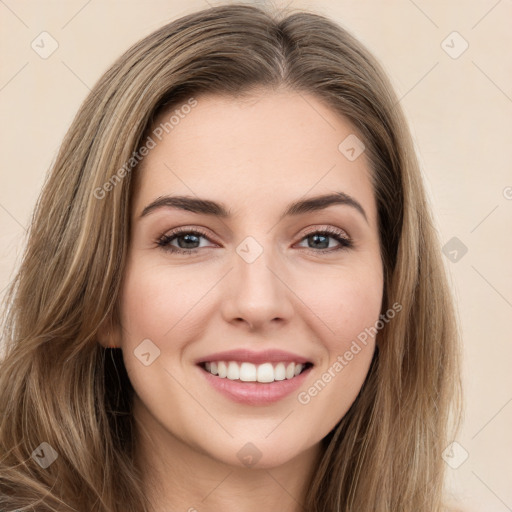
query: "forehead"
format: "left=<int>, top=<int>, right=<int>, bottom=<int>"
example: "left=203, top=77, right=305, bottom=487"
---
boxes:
left=132, top=90, right=377, bottom=225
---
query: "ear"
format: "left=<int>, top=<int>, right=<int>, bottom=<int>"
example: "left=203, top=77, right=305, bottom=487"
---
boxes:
left=96, top=316, right=122, bottom=349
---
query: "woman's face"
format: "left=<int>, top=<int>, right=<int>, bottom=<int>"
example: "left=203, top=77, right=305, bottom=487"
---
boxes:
left=112, top=89, right=383, bottom=469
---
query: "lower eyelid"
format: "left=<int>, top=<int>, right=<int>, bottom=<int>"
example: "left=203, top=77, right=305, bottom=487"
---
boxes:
left=156, top=227, right=352, bottom=252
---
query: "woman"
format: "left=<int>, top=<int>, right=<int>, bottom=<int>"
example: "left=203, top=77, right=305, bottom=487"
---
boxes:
left=0, top=3, right=462, bottom=511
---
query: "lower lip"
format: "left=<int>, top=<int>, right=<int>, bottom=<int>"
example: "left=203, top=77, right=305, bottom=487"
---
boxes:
left=197, top=364, right=313, bottom=405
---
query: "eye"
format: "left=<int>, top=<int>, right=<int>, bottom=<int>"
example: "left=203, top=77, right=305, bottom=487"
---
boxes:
left=156, top=227, right=216, bottom=255
left=156, top=226, right=353, bottom=256
left=295, top=227, right=353, bottom=253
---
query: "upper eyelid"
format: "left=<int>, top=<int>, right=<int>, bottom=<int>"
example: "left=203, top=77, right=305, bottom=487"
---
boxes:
left=161, top=225, right=351, bottom=245
left=162, top=224, right=349, bottom=235
left=163, top=226, right=217, bottom=242
left=301, top=225, right=349, bottom=237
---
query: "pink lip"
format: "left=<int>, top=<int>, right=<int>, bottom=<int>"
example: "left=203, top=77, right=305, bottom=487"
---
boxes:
left=195, top=348, right=312, bottom=365
left=197, top=364, right=313, bottom=406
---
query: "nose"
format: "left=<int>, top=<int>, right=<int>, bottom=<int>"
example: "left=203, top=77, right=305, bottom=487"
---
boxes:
left=220, top=240, right=294, bottom=331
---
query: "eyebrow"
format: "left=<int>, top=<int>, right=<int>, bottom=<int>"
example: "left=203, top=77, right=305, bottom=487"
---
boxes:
left=139, top=192, right=368, bottom=224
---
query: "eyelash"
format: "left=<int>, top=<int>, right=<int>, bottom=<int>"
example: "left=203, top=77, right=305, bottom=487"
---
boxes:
left=156, top=226, right=353, bottom=256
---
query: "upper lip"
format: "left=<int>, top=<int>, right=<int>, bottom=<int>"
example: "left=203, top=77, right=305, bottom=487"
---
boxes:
left=196, top=349, right=312, bottom=366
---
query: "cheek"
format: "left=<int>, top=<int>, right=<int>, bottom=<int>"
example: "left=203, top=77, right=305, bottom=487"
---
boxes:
left=116, top=261, right=206, bottom=424
left=294, top=264, right=382, bottom=419
left=298, top=263, right=383, bottom=348
left=118, top=260, right=211, bottom=341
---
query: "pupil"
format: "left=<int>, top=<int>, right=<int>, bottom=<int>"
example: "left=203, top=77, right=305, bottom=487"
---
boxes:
left=310, top=234, right=328, bottom=249
left=179, top=234, right=199, bottom=249
left=176, top=233, right=330, bottom=250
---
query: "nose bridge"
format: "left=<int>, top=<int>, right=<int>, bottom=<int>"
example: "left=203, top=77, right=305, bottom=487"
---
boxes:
left=221, top=232, right=293, bottom=328
left=235, top=233, right=282, bottom=299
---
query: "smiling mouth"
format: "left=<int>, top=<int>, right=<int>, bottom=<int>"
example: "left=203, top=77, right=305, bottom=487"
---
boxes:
left=198, top=361, right=314, bottom=383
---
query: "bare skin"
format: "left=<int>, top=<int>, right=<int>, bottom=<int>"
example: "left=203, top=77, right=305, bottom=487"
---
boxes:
left=99, top=88, right=384, bottom=511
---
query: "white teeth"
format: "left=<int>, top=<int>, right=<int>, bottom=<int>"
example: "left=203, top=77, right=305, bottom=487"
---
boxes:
left=285, top=362, right=295, bottom=379
left=274, top=362, right=286, bottom=381
left=227, top=361, right=239, bottom=380
left=202, top=361, right=307, bottom=382
left=257, top=363, right=274, bottom=383
left=217, top=361, right=227, bottom=378
left=239, top=362, right=257, bottom=382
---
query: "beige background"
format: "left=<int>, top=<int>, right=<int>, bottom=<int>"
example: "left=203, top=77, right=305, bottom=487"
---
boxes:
left=1, top=1, right=511, bottom=510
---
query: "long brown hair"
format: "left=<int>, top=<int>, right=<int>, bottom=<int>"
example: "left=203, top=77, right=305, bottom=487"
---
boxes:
left=0, top=3, right=462, bottom=510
